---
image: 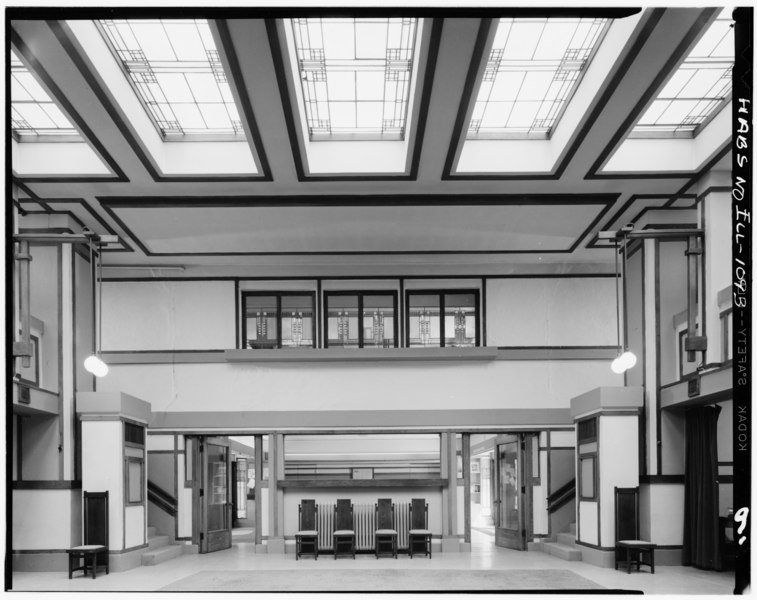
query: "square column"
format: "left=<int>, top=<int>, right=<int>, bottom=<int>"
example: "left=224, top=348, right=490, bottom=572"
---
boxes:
left=571, top=386, right=643, bottom=567
left=77, top=392, right=151, bottom=571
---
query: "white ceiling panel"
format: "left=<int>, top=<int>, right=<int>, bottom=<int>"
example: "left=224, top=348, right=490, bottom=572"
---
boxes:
left=108, top=201, right=608, bottom=255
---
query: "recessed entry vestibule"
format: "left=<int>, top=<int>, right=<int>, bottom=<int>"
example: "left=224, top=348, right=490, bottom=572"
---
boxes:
left=148, top=429, right=579, bottom=557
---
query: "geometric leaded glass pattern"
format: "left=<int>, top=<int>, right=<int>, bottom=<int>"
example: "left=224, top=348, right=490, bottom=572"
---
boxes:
left=467, top=17, right=608, bottom=139
left=11, top=49, right=79, bottom=138
left=290, top=18, right=418, bottom=140
left=98, top=19, right=245, bottom=138
left=633, top=9, right=733, bottom=137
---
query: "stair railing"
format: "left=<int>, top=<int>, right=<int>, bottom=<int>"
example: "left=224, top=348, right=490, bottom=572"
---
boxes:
left=546, top=478, right=576, bottom=514
left=147, top=480, right=178, bottom=517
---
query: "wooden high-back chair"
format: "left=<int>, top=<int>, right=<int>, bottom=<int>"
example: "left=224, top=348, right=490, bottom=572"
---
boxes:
left=374, top=498, right=398, bottom=558
left=295, top=499, right=319, bottom=560
left=408, top=498, right=432, bottom=558
left=67, top=491, right=109, bottom=579
left=333, top=499, right=355, bottom=559
left=615, top=487, right=657, bottom=573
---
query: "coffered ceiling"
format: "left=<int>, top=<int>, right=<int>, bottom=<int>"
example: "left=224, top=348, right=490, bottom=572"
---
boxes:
left=9, top=7, right=733, bottom=277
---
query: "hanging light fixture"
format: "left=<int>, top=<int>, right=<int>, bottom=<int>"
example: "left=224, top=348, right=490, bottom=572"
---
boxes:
left=84, top=235, right=108, bottom=377
left=610, top=230, right=637, bottom=374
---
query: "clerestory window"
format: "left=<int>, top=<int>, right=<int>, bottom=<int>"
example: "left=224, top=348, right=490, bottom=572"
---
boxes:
left=324, top=291, right=398, bottom=348
left=242, top=292, right=315, bottom=349
left=406, top=290, right=479, bottom=348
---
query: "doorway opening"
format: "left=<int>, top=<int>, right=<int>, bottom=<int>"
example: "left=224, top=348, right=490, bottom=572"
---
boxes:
left=469, top=432, right=541, bottom=552
left=470, top=447, right=495, bottom=549
left=229, top=436, right=257, bottom=545
left=190, top=434, right=268, bottom=553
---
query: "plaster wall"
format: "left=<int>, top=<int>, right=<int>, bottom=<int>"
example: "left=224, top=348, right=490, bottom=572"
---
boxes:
left=102, top=280, right=235, bottom=350
left=99, top=360, right=620, bottom=414
left=12, top=489, right=80, bottom=549
left=82, top=420, right=125, bottom=549
left=485, top=278, right=616, bottom=346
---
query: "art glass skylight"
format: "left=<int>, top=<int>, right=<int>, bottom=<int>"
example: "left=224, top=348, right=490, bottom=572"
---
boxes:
left=467, top=17, right=608, bottom=139
left=98, top=19, right=244, bottom=138
left=11, top=50, right=79, bottom=139
left=290, top=18, right=418, bottom=140
left=633, top=10, right=733, bottom=137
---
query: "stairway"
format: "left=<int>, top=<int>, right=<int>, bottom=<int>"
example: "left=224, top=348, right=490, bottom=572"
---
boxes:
left=530, top=522, right=582, bottom=561
left=141, top=526, right=190, bottom=566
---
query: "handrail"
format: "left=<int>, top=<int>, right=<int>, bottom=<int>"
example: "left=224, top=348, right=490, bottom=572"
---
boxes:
left=547, top=478, right=576, bottom=513
left=147, top=480, right=177, bottom=517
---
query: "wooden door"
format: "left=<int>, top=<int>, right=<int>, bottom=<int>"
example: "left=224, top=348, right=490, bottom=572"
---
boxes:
left=199, top=436, right=232, bottom=553
left=494, top=434, right=528, bottom=550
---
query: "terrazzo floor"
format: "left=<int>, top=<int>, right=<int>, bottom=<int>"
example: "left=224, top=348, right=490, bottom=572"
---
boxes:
left=8, top=529, right=737, bottom=596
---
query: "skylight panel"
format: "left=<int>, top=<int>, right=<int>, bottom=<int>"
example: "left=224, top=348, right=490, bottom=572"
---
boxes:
left=290, top=17, right=418, bottom=140
left=633, top=10, right=733, bottom=137
left=11, top=50, right=79, bottom=139
left=98, top=19, right=245, bottom=138
left=467, top=17, right=609, bottom=140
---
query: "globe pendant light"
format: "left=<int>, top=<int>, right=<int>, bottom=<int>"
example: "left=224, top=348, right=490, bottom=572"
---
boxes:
left=611, top=233, right=637, bottom=374
left=84, top=236, right=108, bottom=377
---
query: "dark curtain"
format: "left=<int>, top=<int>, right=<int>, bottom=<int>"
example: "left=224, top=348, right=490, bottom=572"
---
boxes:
left=682, top=405, right=722, bottom=570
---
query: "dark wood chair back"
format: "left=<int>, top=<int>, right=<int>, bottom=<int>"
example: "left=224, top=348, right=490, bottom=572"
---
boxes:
left=615, top=487, right=640, bottom=541
left=335, top=499, right=353, bottom=531
left=299, top=499, right=317, bottom=531
left=84, top=491, right=109, bottom=547
left=376, top=498, right=394, bottom=529
left=410, top=498, right=428, bottom=529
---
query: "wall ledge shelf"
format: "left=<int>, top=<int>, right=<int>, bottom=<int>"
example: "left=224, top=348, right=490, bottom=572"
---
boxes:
left=225, top=347, right=497, bottom=363
left=278, top=478, right=448, bottom=488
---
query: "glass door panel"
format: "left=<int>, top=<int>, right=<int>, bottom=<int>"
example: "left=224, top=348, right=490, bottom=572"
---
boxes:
left=494, top=435, right=527, bottom=550
left=207, top=444, right=228, bottom=531
left=200, top=437, right=232, bottom=553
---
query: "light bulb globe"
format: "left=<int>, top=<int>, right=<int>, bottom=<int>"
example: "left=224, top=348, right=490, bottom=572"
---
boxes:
left=84, top=354, right=109, bottom=378
left=611, top=356, right=625, bottom=374
left=620, top=351, right=637, bottom=370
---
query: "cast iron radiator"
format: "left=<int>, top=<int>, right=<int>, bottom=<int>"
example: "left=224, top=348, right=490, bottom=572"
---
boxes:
left=316, top=502, right=410, bottom=551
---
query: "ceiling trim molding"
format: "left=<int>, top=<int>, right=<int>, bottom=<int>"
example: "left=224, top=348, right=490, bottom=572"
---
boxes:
left=441, top=18, right=496, bottom=180
left=584, top=8, right=721, bottom=181
left=12, top=179, right=52, bottom=213
left=215, top=19, right=273, bottom=181
left=569, top=198, right=615, bottom=252
left=13, top=199, right=29, bottom=216
left=97, top=193, right=617, bottom=257
left=97, top=193, right=617, bottom=208
left=48, top=20, right=270, bottom=184
left=10, top=27, right=129, bottom=183
left=21, top=197, right=135, bottom=253
left=585, top=193, right=698, bottom=248
left=675, top=142, right=732, bottom=196
left=265, top=18, right=443, bottom=182
left=689, top=186, right=734, bottom=206
left=442, top=8, right=661, bottom=181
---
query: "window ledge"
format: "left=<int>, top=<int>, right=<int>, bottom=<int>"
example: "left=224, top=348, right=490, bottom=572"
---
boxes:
left=224, top=347, right=498, bottom=363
